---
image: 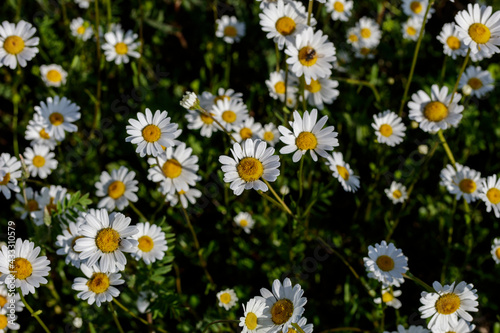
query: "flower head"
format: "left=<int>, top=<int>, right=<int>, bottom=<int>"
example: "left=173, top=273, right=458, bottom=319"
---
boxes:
left=363, top=240, right=408, bottom=287
left=0, top=20, right=39, bottom=69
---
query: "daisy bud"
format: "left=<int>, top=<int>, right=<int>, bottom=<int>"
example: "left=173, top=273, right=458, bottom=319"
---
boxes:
left=462, top=84, right=472, bottom=96
left=180, top=91, right=200, bottom=110
left=418, top=145, right=429, bottom=155
left=280, top=185, right=290, bottom=195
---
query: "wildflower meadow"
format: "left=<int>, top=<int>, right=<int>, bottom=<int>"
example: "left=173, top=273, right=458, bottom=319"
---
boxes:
left=2, top=0, right=500, bottom=332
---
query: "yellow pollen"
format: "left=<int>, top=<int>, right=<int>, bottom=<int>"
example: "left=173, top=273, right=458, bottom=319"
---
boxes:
left=376, top=255, right=395, bottom=272
left=305, top=79, right=322, bottom=93
left=200, top=113, right=214, bottom=124
left=496, top=247, right=500, bottom=259
left=407, top=26, right=417, bottom=36
left=295, top=132, right=318, bottom=150
left=382, top=291, right=394, bottom=303
left=240, top=219, right=248, bottom=227
left=0, top=295, right=7, bottom=308
left=46, top=69, right=63, bottom=83
left=214, top=95, right=230, bottom=104
left=0, top=314, right=6, bottom=330
left=222, top=110, right=237, bottom=123
left=334, top=1, right=344, bottom=12
left=286, top=329, right=298, bottom=333
left=220, top=292, right=231, bottom=304
left=349, top=34, right=358, bottom=42
left=393, top=190, right=402, bottom=199
left=336, top=165, right=350, bottom=180
left=3, top=35, right=25, bottom=55
left=360, top=28, right=371, bottom=38
left=459, top=179, right=476, bottom=194
left=486, top=188, right=500, bottom=204
left=446, top=36, right=461, bottom=50
left=237, top=157, right=264, bottom=182
left=435, top=293, right=461, bottom=315
left=27, top=199, right=39, bottom=212
left=86, top=273, right=110, bottom=294
left=49, top=112, right=64, bottom=126
left=138, top=235, right=154, bottom=252
left=224, top=26, right=238, bottom=37
left=240, top=127, right=253, bottom=140
left=468, top=23, right=491, bottom=44
left=178, top=190, right=186, bottom=195
left=245, top=312, right=258, bottom=330
left=32, top=155, right=46, bottom=168
left=275, top=16, right=296, bottom=36
left=77, top=26, right=86, bottom=35
left=298, top=46, right=318, bottom=66
left=424, top=101, right=448, bottom=122
left=107, top=180, right=126, bottom=199
left=142, top=124, right=161, bottom=143
left=467, top=78, right=483, bottom=90
left=162, top=159, right=182, bottom=178
left=95, top=228, right=121, bottom=253
left=71, top=235, right=84, bottom=253
left=263, top=131, right=275, bottom=142
left=274, top=81, right=286, bottom=94
left=270, top=299, right=294, bottom=325
left=410, top=1, right=423, bottom=14
left=0, top=172, right=11, bottom=185
left=12, top=257, right=33, bottom=280
left=115, top=42, right=128, bottom=55
left=379, top=124, right=393, bottom=137
left=39, top=128, right=50, bottom=139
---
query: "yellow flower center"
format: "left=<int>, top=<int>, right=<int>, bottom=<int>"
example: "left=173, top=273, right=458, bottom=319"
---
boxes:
left=77, top=26, right=86, bottom=35
left=468, top=23, right=491, bottom=44
left=263, top=131, right=275, bottom=142
left=49, top=112, right=65, bottom=126
left=298, top=46, right=318, bottom=66
left=12, top=257, right=33, bottom=280
left=360, top=47, right=371, bottom=55
left=138, top=235, right=154, bottom=252
left=334, top=1, right=344, bottom=12
left=115, top=42, right=128, bottom=55
left=275, top=16, right=296, bottom=36
left=382, top=291, right=394, bottom=303
left=27, top=199, right=39, bottom=212
left=305, top=79, right=322, bottom=93
left=107, top=180, right=126, bottom=199
left=360, top=28, right=372, bottom=39
left=162, top=159, right=182, bottom=178
left=410, top=1, right=423, bottom=14
left=220, top=292, right=231, bottom=304
left=486, top=188, right=500, bottom=204
left=95, top=227, right=121, bottom=253
left=435, top=293, right=461, bottom=315
left=87, top=272, right=110, bottom=294
left=0, top=295, right=7, bottom=308
left=295, top=132, right=318, bottom=150
left=459, top=179, right=476, bottom=194
left=46, top=69, right=63, bottom=83
left=0, top=314, right=6, bottom=330
left=239, top=127, right=253, bottom=140
left=285, top=329, right=298, bottom=333
left=3, top=35, right=25, bottom=55
left=32, top=155, right=46, bottom=168
left=376, top=255, right=395, bottom=272
left=72, top=235, right=84, bottom=253
left=224, top=26, right=237, bottom=37
left=336, top=165, right=350, bottom=180
left=200, top=113, right=214, bottom=124
left=142, top=124, right=161, bottom=143
left=237, top=157, right=264, bottom=182
left=214, top=95, right=230, bottom=104
left=349, top=34, right=358, bottom=42
left=424, top=101, right=448, bottom=122
left=240, top=219, right=248, bottom=227
left=222, top=110, right=237, bottom=123
left=274, top=81, right=286, bottom=94
left=392, top=190, right=402, bottom=199
left=39, top=128, right=51, bottom=139
left=270, top=299, right=294, bottom=325
left=379, top=124, right=393, bottom=137
left=178, top=190, right=186, bottom=195
left=446, top=36, right=461, bottom=50
left=0, top=172, right=11, bottom=185
left=245, top=312, right=258, bottom=330
left=407, top=26, right=417, bottom=36
left=496, top=247, right=500, bottom=259
left=467, top=78, right=483, bottom=90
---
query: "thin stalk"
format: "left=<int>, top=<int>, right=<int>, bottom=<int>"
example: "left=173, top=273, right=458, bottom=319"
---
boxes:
left=203, top=320, right=240, bottom=333
left=106, top=0, right=112, bottom=28
left=12, top=89, right=20, bottom=157
left=19, top=291, right=51, bottom=333
left=225, top=44, right=232, bottom=86
left=263, top=179, right=293, bottom=216
left=128, top=201, right=148, bottom=221
left=448, top=48, right=470, bottom=105
left=258, top=191, right=284, bottom=212
left=138, top=0, right=144, bottom=80
left=283, top=55, right=289, bottom=123
left=441, top=198, right=457, bottom=283
left=109, top=302, right=125, bottom=333
left=301, top=76, right=307, bottom=111
left=92, top=0, right=102, bottom=134
left=275, top=43, right=280, bottom=72
left=298, top=157, right=305, bottom=201
left=403, top=272, right=433, bottom=292
left=437, top=130, right=456, bottom=166
left=306, top=0, right=314, bottom=26
left=439, top=55, right=447, bottom=85
left=332, top=77, right=380, bottom=102
left=113, top=299, right=168, bottom=333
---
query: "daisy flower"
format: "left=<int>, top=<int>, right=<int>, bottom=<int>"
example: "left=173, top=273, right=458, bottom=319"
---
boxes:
left=469, top=46, right=493, bottom=62
left=0, top=307, right=20, bottom=331
left=439, top=163, right=464, bottom=188
left=491, top=238, right=500, bottom=264
left=185, top=108, right=219, bottom=138
left=265, top=70, right=299, bottom=102
left=355, top=17, right=382, bottom=48
left=125, top=108, right=181, bottom=157
left=458, top=66, right=494, bottom=99
left=130, top=222, right=168, bottom=265
left=363, top=240, right=408, bottom=287
left=72, top=262, right=124, bottom=307
left=0, top=153, right=22, bottom=200
left=232, top=117, right=263, bottom=143
left=95, top=166, right=139, bottom=211
left=419, top=281, right=478, bottom=331
left=13, top=187, right=46, bottom=223
left=23, top=145, right=58, bottom=179
left=217, top=288, right=239, bottom=310
left=285, top=27, right=337, bottom=85
left=444, top=167, right=484, bottom=203
left=147, top=143, right=199, bottom=195
left=304, top=77, right=339, bottom=109
left=75, top=0, right=94, bottom=8
left=430, top=318, right=475, bottom=333
left=279, top=109, right=339, bottom=162
left=213, top=87, right=244, bottom=104
left=403, top=17, right=423, bottom=41
left=55, top=218, right=86, bottom=268
left=384, top=325, right=430, bottom=333
left=0, top=20, right=39, bottom=69
left=180, top=91, right=198, bottom=110
left=239, top=297, right=270, bottom=333
left=40, top=64, right=67, bottom=87
left=34, top=96, right=81, bottom=141
left=0, top=238, right=51, bottom=295
left=74, top=209, right=138, bottom=273
left=219, top=139, right=280, bottom=196
left=346, top=26, right=360, bottom=46
left=290, top=317, right=314, bottom=333
left=0, top=284, right=24, bottom=312
left=353, top=44, right=376, bottom=59
left=70, top=18, right=93, bottom=41
left=325, top=152, right=360, bottom=193
left=216, top=15, right=246, bottom=44
left=480, top=175, right=500, bottom=218
left=408, top=84, right=464, bottom=133
left=372, top=110, right=406, bottom=147
left=454, top=3, right=500, bottom=55
left=374, top=288, right=403, bottom=309
left=402, top=0, right=435, bottom=19
left=234, top=212, right=255, bottom=234
left=385, top=181, right=408, bottom=204
left=437, top=23, right=468, bottom=59
left=211, top=98, right=249, bottom=131
left=25, top=114, right=58, bottom=150
left=258, top=123, right=280, bottom=147
left=102, top=29, right=140, bottom=64
left=39, top=185, right=69, bottom=220
left=326, top=0, right=353, bottom=22
left=165, top=187, right=202, bottom=209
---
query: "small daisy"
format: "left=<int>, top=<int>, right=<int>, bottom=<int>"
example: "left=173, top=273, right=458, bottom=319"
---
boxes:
left=363, top=240, right=408, bottom=287
left=326, top=0, right=353, bottom=22
left=125, top=108, right=182, bottom=157
left=74, top=209, right=138, bottom=273
left=437, top=23, right=468, bottom=59
left=165, top=187, right=202, bottom=209
left=70, top=18, right=93, bottom=41
left=75, top=0, right=94, bottom=8
left=213, top=88, right=244, bottom=105
left=0, top=307, right=20, bottom=331
left=23, top=145, right=58, bottom=179
left=232, top=117, right=263, bottom=143
left=265, top=70, right=299, bottom=102
left=445, top=167, right=484, bottom=203
left=408, top=84, right=464, bottom=133
left=480, top=175, right=500, bottom=218
left=325, top=152, right=360, bottom=193
left=384, top=325, right=430, bottom=333
left=491, top=238, right=500, bottom=264
left=0, top=153, right=22, bottom=200
left=454, top=3, right=500, bottom=55
left=372, top=110, right=406, bottom=147
left=0, top=282, right=24, bottom=312
left=95, top=166, right=139, bottom=211
left=216, top=15, right=246, bottom=44
left=355, top=17, right=382, bottom=48
left=258, top=123, right=280, bottom=147
left=458, top=66, right=494, bottom=99
left=385, top=181, right=408, bottom=204
left=211, top=98, right=249, bottom=131
left=102, top=29, right=140, bottom=64
left=346, top=27, right=360, bottom=46
left=304, top=77, right=339, bottom=110
left=374, top=288, right=403, bottom=309
left=353, top=44, right=376, bottom=59
left=0, top=238, right=51, bottom=295
left=13, top=187, right=46, bottom=223
left=185, top=108, right=219, bottom=138
left=402, top=0, right=435, bottom=19
left=285, top=27, right=337, bottom=84
left=234, top=212, right=255, bottom=234
left=279, top=109, right=339, bottom=162
left=130, top=222, right=168, bottom=265
left=40, top=64, right=68, bottom=87
left=239, top=297, right=270, bottom=333
left=72, top=262, right=125, bottom=307
left=25, top=114, right=58, bottom=149
left=39, top=185, right=69, bottom=219
left=34, top=96, right=81, bottom=141
left=217, top=288, right=239, bottom=310
left=147, top=143, right=199, bottom=195
left=0, top=20, right=39, bottom=69
left=430, top=318, right=475, bottom=333
left=55, top=218, right=86, bottom=268
left=419, top=281, right=478, bottom=331
left=219, top=139, right=280, bottom=196
left=403, top=17, right=424, bottom=41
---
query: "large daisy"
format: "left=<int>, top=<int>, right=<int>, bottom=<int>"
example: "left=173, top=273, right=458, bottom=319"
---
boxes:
left=102, top=28, right=141, bottom=64
left=232, top=117, right=263, bottom=143
left=491, top=238, right=500, bottom=264
left=304, top=77, right=339, bottom=110
left=430, top=319, right=475, bottom=333
left=325, top=152, right=360, bottom=193
left=0, top=20, right=39, bottom=69
left=40, top=64, right=68, bottom=87
left=363, top=240, right=408, bottom=287
left=458, top=65, right=494, bottom=99
left=0, top=153, right=22, bottom=200
left=436, top=23, right=468, bottom=59
left=326, top=0, right=353, bottom=22
left=25, top=113, right=58, bottom=150
left=130, top=222, right=168, bottom=265
left=216, top=15, right=246, bottom=44
left=211, top=98, right=249, bottom=131
left=479, top=175, right=500, bottom=218
left=95, top=166, right=139, bottom=211
left=34, top=96, right=81, bottom=141
left=23, top=144, right=58, bottom=179
left=239, top=297, right=270, bottom=333
left=372, top=110, right=406, bottom=147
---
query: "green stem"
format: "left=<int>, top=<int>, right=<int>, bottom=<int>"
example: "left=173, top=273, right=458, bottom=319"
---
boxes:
left=292, top=323, right=307, bottom=333
left=203, top=320, right=240, bottom=333
left=106, top=0, right=112, bottom=28
left=275, top=42, right=280, bottom=72
left=109, top=302, right=125, bottom=333
left=437, top=130, right=456, bottom=166
left=113, top=299, right=168, bottom=333
left=263, top=179, right=293, bottom=216
left=128, top=201, right=148, bottom=221
left=439, top=55, right=447, bottom=86
left=306, top=0, right=314, bottom=26
left=332, top=77, right=380, bottom=102
left=19, top=291, right=51, bottom=333
left=448, top=48, right=470, bottom=105
left=441, top=198, right=457, bottom=283
left=403, top=272, right=433, bottom=292
left=298, top=157, right=305, bottom=201
left=12, top=88, right=20, bottom=157
left=92, top=0, right=102, bottom=135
